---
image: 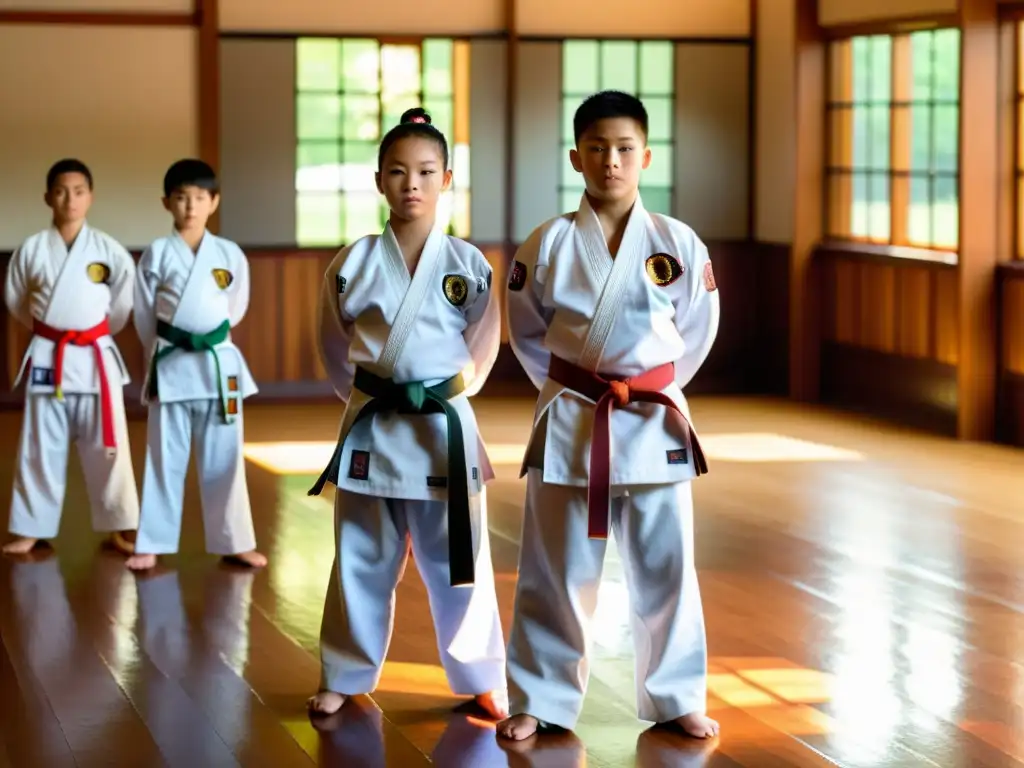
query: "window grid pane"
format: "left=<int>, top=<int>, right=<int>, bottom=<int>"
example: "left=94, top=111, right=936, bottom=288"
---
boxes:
left=295, top=37, right=470, bottom=246
left=826, top=29, right=960, bottom=251
left=560, top=40, right=675, bottom=215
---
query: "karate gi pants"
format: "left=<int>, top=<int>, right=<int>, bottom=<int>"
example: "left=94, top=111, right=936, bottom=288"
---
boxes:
left=505, top=469, right=708, bottom=730
left=135, top=398, right=256, bottom=556
left=318, top=488, right=506, bottom=696
left=8, top=392, right=139, bottom=539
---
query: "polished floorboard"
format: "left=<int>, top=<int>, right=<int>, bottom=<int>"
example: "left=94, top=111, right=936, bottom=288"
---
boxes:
left=1, top=395, right=1024, bottom=767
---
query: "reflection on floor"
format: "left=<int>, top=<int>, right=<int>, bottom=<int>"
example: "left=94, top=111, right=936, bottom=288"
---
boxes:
left=2, top=396, right=1024, bottom=767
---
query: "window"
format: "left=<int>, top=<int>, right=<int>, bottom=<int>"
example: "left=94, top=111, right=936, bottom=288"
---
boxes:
left=560, top=40, right=675, bottom=216
left=295, top=38, right=471, bottom=247
left=1017, top=23, right=1024, bottom=258
left=825, top=29, right=961, bottom=251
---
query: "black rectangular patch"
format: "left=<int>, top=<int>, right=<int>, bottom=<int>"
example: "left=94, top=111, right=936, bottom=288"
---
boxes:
left=348, top=450, right=370, bottom=480
left=426, top=476, right=448, bottom=488
left=31, top=367, right=54, bottom=386
left=336, top=274, right=347, bottom=294
left=666, top=448, right=688, bottom=465
left=471, top=467, right=478, bottom=480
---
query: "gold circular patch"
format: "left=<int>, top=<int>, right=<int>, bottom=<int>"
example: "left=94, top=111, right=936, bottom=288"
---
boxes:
left=86, top=262, right=111, bottom=284
left=443, top=274, right=468, bottom=306
left=645, top=253, right=683, bottom=287
left=212, top=268, right=234, bottom=289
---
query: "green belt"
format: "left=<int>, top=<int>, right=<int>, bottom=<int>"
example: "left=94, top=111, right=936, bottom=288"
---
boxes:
left=148, top=319, right=233, bottom=423
left=308, top=366, right=474, bottom=586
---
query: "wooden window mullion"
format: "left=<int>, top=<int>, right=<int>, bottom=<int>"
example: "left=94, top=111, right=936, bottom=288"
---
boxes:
left=828, top=39, right=853, bottom=236
left=891, top=34, right=912, bottom=245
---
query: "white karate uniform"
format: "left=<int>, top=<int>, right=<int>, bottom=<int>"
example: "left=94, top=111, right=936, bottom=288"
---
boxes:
left=4, top=224, right=139, bottom=540
left=315, top=222, right=505, bottom=697
left=504, top=193, right=720, bottom=730
left=132, top=230, right=258, bottom=556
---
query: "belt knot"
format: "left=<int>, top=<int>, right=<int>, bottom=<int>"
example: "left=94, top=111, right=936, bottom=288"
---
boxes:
left=608, top=379, right=630, bottom=407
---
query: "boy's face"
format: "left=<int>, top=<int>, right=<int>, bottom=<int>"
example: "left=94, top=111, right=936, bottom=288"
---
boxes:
left=570, top=117, right=652, bottom=205
left=375, top=136, right=452, bottom=223
left=45, top=172, right=93, bottom=225
left=163, top=184, right=219, bottom=231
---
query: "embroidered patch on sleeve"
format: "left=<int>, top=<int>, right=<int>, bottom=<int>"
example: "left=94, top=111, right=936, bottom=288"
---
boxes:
left=645, top=253, right=684, bottom=287
left=426, top=476, right=448, bottom=488
left=336, top=274, right=347, bottom=294
left=666, top=448, right=688, bottom=465
left=508, top=260, right=527, bottom=291
left=471, top=467, right=478, bottom=481
left=349, top=450, right=370, bottom=480
left=86, top=262, right=111, bottom=284
left=227, top=375, right=239, bottom=392
left=226, top=396, right=239, bottom=415
left=31, top=367, right=54, bottom=386
left=703, top=261, right=717, bottom=292
left=475, top=276, right=487, bottom=294
left=443, top=274, right=468, bottom=306
left=212, top=268, right=234, bottom=289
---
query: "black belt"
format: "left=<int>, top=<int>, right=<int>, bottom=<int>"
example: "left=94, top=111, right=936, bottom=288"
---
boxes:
left=308, top=367, right=474, bottom=586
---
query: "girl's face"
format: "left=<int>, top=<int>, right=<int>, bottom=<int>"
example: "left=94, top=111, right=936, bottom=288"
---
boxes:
left=376, top=136, right=452, bottom=223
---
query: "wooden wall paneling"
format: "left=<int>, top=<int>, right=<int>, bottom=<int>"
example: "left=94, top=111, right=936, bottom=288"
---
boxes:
left=789, top=0, right=825, bottom=401
left=196, top=0, right=221, bottom=233
left=894, top=266, right=932, bottom=358
left=1002, top=272, right=1024, bottom=375
left=957, top=0, right=1000, bottom=440
left=239, top=257, right=283, bottom=384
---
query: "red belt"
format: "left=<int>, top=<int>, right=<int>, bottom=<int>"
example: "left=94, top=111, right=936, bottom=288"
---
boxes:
left=32, top=317, right=116, bottom=454
left=547, top=355, right=708, bottom=539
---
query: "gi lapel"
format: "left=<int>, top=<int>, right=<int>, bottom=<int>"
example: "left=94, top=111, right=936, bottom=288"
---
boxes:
left=166, top=229, right=208, bottom=325
left=375, top=222, right=445, bottom=376
left=42, top=223, right=93, bottom=327
left=576, top=195, right=650, bottom=371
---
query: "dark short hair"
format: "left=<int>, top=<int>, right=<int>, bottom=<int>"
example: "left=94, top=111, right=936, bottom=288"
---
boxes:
left=46, top=159, right=93, bottom=192
left=377, top=107, right=450, bottom=170
left=163, top=158, right=219, bottom=197
left=573, top=90, right=649, bottom=144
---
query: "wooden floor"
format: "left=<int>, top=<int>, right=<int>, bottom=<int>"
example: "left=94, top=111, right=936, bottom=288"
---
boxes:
left=2, top=396, right=1024, bottom=767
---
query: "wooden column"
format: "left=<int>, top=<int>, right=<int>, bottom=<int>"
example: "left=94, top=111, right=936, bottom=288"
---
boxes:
left=789, top=0, right=825, bottom=401
left=957, top=0, right=999, bottom=440
left=504, top=0, right=518, bottom=252
left=196, top=0, right=221, bottom=233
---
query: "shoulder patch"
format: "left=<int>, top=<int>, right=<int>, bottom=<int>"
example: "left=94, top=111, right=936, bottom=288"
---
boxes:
left=86, top=262, right=111, bottom=284
left=443, top=274, right=468, bottom=306
left=212, top=268, right=234, bottom=289
left=645, top=253, right=683, bottom=287
left=703, top=261, right=717, bottom=292
left=508, top=260, right=527, bottom=291
left=336, top=274, right=347, bottom=294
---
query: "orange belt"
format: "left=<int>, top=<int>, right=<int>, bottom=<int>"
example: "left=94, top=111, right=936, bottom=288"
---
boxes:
left=32, top=317, right=116, bottom=454
left=547, top=355, right=708, bottom=539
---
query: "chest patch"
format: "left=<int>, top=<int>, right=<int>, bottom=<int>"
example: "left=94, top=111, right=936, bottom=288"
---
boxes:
left=443, top=274, right=468, bottom=306
left=31, top=367, right=55, bottom=386
left=212, top=268, right=234, bottom=289
left=86, top=262, right=111, bottom=284
left=508, top=260, right=527, bottom=291
left=703, top=261, right=717, bottom=292
left=645, top=253, right=683, bottom=287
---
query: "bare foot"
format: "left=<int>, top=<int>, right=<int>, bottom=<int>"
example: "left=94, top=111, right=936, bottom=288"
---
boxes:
left=475, top=690, right=510, bottom=720
left=223, top=550, right=267, bottom=568
left=2, top=537, right=39, bottom=555
left=126, top=554, right=158, bottom=571
left=307, top=691, right=346, bottom=716
left=497, top=714, right=540, bottom=741
left=674, top=712, right=719, bottom=739
left=109, top=531, right=136, bottom=555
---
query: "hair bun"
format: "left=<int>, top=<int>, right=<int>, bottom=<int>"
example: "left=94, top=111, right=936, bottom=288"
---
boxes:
left=400, top=107, right=432, bottom=125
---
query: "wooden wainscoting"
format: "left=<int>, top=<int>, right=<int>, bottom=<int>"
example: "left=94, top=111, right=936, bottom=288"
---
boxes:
left=816, top=242, right=959, bottom=435
left=0, top=239, right=790, bottom=412
left=997, top=262, right=1024, bottom=446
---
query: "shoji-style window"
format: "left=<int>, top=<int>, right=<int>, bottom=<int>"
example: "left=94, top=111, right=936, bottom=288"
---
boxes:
left=826, top=29, right=961, bottom=252
left=295, top=38, right=471, bottom=246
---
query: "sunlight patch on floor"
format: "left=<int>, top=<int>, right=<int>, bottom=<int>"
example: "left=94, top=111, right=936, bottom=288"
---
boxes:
left=243, top=433, right=862, bottom=475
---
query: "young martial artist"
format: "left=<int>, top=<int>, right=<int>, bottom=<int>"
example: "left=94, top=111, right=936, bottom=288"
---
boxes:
left=498, top=90, right=722, bottom=741
left=125, top=159, right=267, bottom=571
left=306, top=107, right=507, bottom=720
left=3, top=158, right=139, bottom=556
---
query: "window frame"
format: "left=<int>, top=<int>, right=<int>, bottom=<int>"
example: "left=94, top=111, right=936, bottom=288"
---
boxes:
left=559, top=39, right=676, bottom=217
left=824, top=28, right=962, bottom=256
left=293, top=35, right=472, bottom=247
